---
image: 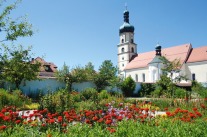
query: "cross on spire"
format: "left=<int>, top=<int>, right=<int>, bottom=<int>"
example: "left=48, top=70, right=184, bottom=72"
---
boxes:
left=125, top=3, right=127, bottom=10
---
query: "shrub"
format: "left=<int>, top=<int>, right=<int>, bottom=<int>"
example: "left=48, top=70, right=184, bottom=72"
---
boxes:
left=174, top=88, right=186, bottom=98
left=138, top=83, right=155, bottom=97
left=120, top=76, right=136, bottom=97
left=0, top=89, right=32, bottom=110
left=80, top=88, right=98, bottom=101
left=98, top=90, right=110, bottom=100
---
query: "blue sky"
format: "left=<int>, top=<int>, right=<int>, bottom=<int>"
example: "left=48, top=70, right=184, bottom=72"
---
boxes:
left=6, top=0, right=207, bottom=70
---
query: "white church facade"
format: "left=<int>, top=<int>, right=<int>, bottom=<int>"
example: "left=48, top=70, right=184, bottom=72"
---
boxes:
left=117, top=9, right=207, bottom=86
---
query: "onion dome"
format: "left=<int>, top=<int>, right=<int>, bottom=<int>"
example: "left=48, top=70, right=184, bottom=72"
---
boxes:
left=155, top=43, right=162, bottom=56
left=119, top=10, right=134, bottom=34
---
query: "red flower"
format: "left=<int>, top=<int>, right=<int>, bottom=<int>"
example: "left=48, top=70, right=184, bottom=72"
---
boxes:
left=0, top=125, right=6, bottom=130
left=85, top=119, right=91, bottom=124
left=49, top=119, right=55, bottom=124
left=117, top=116, right=123, bottom=121
left=193, top=107, right=198, bottom=112
left=195, top=111, right=202, bottom=117
left=15, top=120, right=21, bottom=124
left=105, top=119, right=112, bottom=125
left=62, top=123, right=67, bottom=127
left=166, top=111, right=171, bottom=117
left=200, top=104, right=206, bottom=109
left=92, top=116, right=99, bottom=121
left=98, top=118, right=104, bottom=123
left=164, top=108, right=168, bottom=111
left=57, top=116, right=63, bottom=123
left=42, top=123, right=46, bottom=127
left=3, top=116, right=10, bottom=121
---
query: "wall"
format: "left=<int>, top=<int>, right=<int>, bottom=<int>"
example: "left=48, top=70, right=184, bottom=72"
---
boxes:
left=19, top=78, right=65, bottom=95
left=187, top=61, right=207, bottom=83
left=125, top=67, right=149, bottom=82
left=72, top=82, right=96, bottom=92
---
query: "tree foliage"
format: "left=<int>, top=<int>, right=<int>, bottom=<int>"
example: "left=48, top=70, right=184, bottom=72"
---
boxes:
left=56, top=62, right=96, bottom=91
left=0, top=1, right=40, bottom=89
left=0, top=0, right=33, bottom=43
left=155, top=56, right=188, bottom=98
left=93, top=60, right=118, bottom=92
left=0, top=45, right=40, bottom=88
left=120, top=76, right=136, bottom=97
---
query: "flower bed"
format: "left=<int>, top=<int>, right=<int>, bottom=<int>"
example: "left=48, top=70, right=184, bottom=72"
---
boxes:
left=0, top=100, right=207, bottom=136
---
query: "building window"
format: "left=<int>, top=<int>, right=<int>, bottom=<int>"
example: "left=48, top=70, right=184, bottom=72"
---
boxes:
left=122, top=39, right=124, bottom=43
left=122, top=57, right=124, bottom=60
left=135, top=74, right=138, bottom=82
left=131, top=47, right=134, bottom=53
left=122, top=64, right=124, bottom=67
left=121, top=48, right=124, bottom=53
left=192, top=73, right=195, bottom=81
left=131, top=39, right=133, bottom=43
left=142, top=73, right=145, bottom=82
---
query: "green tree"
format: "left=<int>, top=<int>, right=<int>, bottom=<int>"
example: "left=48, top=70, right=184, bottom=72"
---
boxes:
left=155, top=56, right=188, bottom=98
left=160, top=56, right=187, bottom=82
left=0, top=1, right=40, bottom=89
left=84, top=62, right=96, bottom=81
left=0, top=45, right=40, bottom=89
left=120, top=76, right=136, bottom=97
left=139, top=83, right=155, bottom=97
left=0, top=0, right=33, bottom=43
left=93, top=60, right=117, bottom=92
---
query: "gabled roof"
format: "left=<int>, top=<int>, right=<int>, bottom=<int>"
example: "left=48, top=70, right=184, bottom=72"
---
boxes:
left=32, top=57, right=58, bottom=78
left=187, top=46, right=207, bottom=63
left=124, top=43, right=192, bottom=70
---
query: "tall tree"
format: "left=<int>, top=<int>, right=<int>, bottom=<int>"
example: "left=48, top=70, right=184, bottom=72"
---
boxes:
left=0, top=0, right=33, bottom=43
left=93, top=60, right=118, bottom=92
left=85, top=62, right=96, bottom=81
left=1, top=45, right=40, bottom=88
left=120, top=76, right=136, bottom=97
left=0, top=1, right=40, bottom=89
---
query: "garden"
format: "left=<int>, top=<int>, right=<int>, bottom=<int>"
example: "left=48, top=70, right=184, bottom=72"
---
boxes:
left=1, top=1, right=207, bottom=136
left=0, top=88, right=207, bottom=137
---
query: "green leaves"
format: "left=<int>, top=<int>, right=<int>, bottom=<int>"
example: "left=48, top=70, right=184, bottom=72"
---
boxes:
left=0, top=0, right=33, bottom=42
left=0, top=45, right=40, bottom=88
left=120, top=76, right=136, bottom=97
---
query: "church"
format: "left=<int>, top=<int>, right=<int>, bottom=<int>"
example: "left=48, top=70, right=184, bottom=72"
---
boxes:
left=117, top=9, right=207, bottom=86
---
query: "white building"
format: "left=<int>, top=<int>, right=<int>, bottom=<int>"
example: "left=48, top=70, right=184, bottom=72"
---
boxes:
left=117, top=9, right=207, bottom=86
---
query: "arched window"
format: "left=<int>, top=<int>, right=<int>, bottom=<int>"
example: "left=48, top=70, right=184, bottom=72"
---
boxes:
left=135, top=74, right=138, bottom=82
left=121, top=48, right=124, bottom=53
left=122, top=39, right=124, bottom=43
left=142, top=73, right=145, bottom=82
left=131, top=47, right=134, bottom=53
left=131, top=39, right=134, bottom=43
left=192, top=73, right=195, bottom=81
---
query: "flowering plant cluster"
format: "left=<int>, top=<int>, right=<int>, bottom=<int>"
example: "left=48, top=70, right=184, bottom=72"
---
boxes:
left=0, top=100, right=206, bottom=135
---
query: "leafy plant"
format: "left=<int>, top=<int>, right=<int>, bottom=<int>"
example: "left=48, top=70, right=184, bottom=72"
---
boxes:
left=138, top=83, right=155, bottom=97
left=120, top=76, right=136, bottom=97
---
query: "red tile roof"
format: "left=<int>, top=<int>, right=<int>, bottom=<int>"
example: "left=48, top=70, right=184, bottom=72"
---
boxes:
left=187, top=46, right=207, bottom=63
left=124, top=43, right=192, bottom=70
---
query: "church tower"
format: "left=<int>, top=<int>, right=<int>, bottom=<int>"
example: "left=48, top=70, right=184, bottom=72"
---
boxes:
left=117, top=8, right=137, bottom=75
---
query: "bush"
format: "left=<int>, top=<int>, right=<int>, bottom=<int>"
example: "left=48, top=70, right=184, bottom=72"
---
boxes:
left=192, top=81, right=207, bottom=98
left=174, top=88, right=186, bottom=98
left=0, top=89, right=32, bottom=110
left=98, top=90, right=110, bottom=100
left=120, top=76, right=136, bottom=97
left=80, top=88, right=98, bottom=101
left=138, top=83, right=155, bottom=97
